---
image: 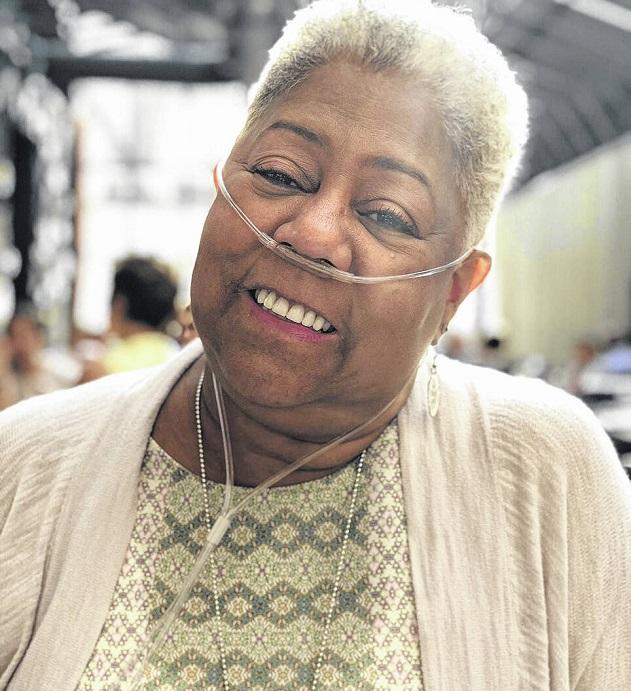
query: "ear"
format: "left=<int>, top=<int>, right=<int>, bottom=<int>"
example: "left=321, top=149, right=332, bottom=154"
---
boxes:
left=110, top=295, right=129, bottom=332
left=447, top=249, right=491, bottom=304
left=111, top=294, right=127, bottom=318
left=434, top=250, right=491, bottom=340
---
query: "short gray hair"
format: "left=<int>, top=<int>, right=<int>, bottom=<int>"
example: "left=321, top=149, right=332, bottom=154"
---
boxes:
left=245, top=0, right=529, bottom=246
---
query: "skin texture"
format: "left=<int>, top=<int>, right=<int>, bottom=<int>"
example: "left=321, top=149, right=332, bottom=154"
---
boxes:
left=153, top=62, right=490, bottom=486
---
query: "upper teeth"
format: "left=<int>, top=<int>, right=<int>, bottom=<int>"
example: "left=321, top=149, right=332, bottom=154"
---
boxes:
left=255, top=289, right=332, bottom=333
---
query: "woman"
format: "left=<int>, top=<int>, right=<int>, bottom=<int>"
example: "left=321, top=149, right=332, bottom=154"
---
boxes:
left=2, top=1, right=630, bottom=689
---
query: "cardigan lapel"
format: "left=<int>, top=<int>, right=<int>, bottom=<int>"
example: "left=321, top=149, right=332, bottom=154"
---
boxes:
left=398, top=356, right=518, bottom=691
left=9, top=343, right=203, bottom=691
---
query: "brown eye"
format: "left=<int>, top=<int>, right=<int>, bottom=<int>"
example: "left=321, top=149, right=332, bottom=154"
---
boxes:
left=361, top=207, right=419, bottom=238
left=252, top=167, right=303, bottom=190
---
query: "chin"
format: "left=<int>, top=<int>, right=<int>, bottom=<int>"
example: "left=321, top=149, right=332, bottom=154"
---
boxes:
left=202, top=340, right=331, bottom=411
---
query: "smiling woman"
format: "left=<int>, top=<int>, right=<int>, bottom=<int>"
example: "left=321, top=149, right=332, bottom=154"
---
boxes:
left=189, top=60, right=485, bottom=426
left=2, top=1, right=630, bottom=690
left=213, top=106, right=476, bottom=283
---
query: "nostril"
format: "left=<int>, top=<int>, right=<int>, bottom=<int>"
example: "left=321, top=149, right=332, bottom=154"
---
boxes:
left=275, top=241, right=340, bottom=272
left=279, top=242, right=334, bottom=267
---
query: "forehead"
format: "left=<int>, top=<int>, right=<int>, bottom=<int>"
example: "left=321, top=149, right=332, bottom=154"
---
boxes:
left=244, top=61, right=455, bottom=173
left=235, top=61, right=464, bottom=238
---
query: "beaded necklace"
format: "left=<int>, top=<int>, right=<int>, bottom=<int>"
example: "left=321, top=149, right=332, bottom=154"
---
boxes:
left=195, top=370, right=366, bottom=690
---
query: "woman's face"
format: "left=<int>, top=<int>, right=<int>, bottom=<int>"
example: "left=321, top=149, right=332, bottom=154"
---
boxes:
left=191, top=62, right=488, bottom=424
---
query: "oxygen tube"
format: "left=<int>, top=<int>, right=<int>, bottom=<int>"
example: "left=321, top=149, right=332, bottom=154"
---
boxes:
left=126, top=357, right=422, bottom=689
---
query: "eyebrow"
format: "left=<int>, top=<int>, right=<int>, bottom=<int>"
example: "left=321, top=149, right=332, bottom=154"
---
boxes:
left=264, top=122, right=431, bottom=192
left=267, top=120, right=325, bottom=146
left=367, top=155, right=432, bottom=192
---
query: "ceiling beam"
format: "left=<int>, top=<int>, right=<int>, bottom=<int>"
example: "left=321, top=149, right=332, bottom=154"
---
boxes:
left=553, top=0, right=631, bottom=33
left=46, top=54, right=238, bottom=92
left=487, top=3, right=631, bottom=88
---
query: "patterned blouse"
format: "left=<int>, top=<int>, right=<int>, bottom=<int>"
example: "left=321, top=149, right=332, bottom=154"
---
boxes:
left=78, top=420, right=423, bottom=690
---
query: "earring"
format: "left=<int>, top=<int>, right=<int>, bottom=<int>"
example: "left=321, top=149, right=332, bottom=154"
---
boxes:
left=431, top=322, right=449, bottom=346
left=427, top=350, right=440, bottom=417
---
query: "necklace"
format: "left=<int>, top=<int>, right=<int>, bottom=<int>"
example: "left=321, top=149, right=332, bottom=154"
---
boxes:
left=195, top=370, right=366, bottom=691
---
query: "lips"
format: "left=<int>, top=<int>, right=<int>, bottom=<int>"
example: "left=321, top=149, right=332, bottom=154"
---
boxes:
left=252, top=288, right=335, bottom=333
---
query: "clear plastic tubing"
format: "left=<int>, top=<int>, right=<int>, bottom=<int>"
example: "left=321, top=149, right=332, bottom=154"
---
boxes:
left=213, top=160, right=473, bottom=285
left=126, top=361, right=421, bottom=689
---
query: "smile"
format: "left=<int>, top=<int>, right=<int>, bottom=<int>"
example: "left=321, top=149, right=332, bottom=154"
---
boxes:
left=252, top=288, right=335, bottom=334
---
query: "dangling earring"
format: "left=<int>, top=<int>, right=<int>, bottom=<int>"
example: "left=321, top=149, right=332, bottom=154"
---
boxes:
left=427, top=350, right=440, bottom=417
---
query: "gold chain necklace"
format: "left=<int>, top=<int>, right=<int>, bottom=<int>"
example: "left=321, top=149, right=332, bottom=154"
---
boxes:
left=195, top=371, right=366, bottom=691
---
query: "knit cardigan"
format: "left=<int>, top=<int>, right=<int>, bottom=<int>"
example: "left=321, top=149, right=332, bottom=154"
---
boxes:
left=1, top=341, right=630, bottom=691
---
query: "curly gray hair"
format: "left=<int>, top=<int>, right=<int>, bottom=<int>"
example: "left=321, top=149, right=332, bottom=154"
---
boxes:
left=244, top=0, right=529, bottom=247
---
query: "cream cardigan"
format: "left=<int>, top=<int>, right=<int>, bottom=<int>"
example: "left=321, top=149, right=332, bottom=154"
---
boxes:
left=1, top=341, right=630, bottom=690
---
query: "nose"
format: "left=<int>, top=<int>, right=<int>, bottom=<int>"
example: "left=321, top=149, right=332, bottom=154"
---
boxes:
left=270, top=194, right=354, bottom=274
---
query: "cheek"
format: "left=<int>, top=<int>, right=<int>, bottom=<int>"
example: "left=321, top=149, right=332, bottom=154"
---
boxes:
left=362, top=280, right=446, bottom=346
left=191, top=202, right=258, bottom=305
left=198, top=198, right=261, bottom=263
left=346, top=281, right=447, bottom=392
left=190, top=218, right=232, bottom=336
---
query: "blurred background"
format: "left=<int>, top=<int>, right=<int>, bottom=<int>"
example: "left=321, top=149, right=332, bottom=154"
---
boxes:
left=0, top=0, right=630, bottom=467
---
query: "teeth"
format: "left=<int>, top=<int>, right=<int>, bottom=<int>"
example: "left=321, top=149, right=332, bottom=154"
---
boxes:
left=286, top=304, right=305, bottom=323
left=253, top=289, right=333, bottom=333
left=271, top=297, right=289, bottom=318
left=301, top=310, right=316, bottom=327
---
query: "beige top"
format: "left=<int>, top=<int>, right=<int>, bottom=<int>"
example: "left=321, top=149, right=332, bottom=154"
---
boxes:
left=2, top=341, right=631, bottom=690
left=78, top=426, right=422, bottom=690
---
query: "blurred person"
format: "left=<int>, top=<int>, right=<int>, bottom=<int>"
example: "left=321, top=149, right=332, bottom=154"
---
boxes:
left=439, top=331, right=464, bottom=360
left=511, top=351, right=549, bottom=380
left=81, top=257, right=179, bottom=381
left=174, top=304, right=198, bottom=346
left=476, top=335, right=511, bottom=372
left=550, top=339, right=598, bottom=397
left=571, top=334, right=631, bottom=401
left=437, top=331, right=472, bottom=363
left=4, top=304, right=80, bottom=403
left=594, top=333, right=631, bottom=375
left=0, top=333, right=19, bottom=410
left=1, top=2, right=630, bottom=690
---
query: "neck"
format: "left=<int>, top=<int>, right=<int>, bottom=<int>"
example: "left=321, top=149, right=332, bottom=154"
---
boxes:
left=13, top=353, right=38, bottom=374
left=116, top=321, right=155, bottom=338
left=154, top=357, right=415, bottom=488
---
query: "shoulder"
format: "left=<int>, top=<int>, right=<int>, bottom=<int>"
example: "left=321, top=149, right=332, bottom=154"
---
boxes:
left=0, top=340, right=202, bottom=450
left=439, top=357, right=630, bottom=548
left=0, top=366, right=151, bottom=450
left=436, top=356, right=630, bottom=517
left=0, top=369, right=148, bottom=524
left=438, top=356, right=611, bottom=463
left=0, top=341, right=202, bottom=523
left=439, top=354, right=580, bottom=412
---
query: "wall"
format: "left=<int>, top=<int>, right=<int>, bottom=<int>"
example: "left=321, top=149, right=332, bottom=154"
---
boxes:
left=496, top=133, right=631, bottom=365
left=70, top=78, right=247, bottom=334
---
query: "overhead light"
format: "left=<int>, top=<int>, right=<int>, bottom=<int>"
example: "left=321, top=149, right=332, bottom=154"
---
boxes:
left=554, top=0, right=631, bottom=32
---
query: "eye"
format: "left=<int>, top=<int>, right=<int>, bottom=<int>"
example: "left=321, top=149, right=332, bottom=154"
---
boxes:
left=360, top=206, right=419, bottom=238
left=251, top=166, right=304, bottom=191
